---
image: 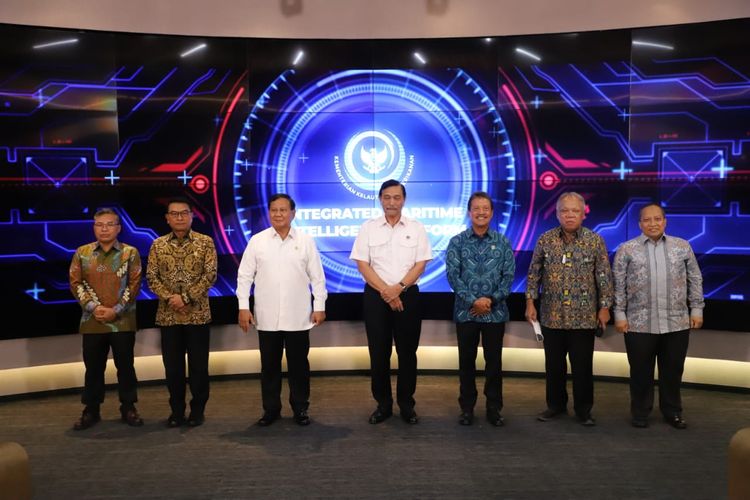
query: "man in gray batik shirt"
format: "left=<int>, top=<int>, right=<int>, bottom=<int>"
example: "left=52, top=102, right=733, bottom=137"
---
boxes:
left=612, top=203, right=704, bottom=430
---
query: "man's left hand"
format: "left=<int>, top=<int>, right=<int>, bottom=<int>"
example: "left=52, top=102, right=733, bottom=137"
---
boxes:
left=94, top=306, right=117, bottom=323
left=389, top=296, right=404, bottom=312
left=380, top=284, right=402, bottom=304
left=690, top=316, right=703, bottom=329
left=168, top=294, right=186, bottom=311
left=311, top=311, right=326, bottom=326
left=597, top=307, right=610, bottom=329
left=470, top=297, right=492, bottom=316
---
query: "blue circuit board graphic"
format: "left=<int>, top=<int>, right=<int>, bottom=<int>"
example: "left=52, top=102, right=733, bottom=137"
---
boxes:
left=0, top=22, right=748, bottom=336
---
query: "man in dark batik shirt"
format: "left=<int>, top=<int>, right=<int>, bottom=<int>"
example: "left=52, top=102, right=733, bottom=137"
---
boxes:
left=526, top=192, right=613, bottom=426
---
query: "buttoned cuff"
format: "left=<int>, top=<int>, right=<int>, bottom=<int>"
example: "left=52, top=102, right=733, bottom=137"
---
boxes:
left=85, top=301, right=98, bottom=313
left=690, top=308, right=703, bottom=318
left=313, top=299, right=326, bottom=311
left=614, top=310, right=627, bottom=322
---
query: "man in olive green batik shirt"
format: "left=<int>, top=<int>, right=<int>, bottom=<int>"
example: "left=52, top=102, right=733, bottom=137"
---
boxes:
left=69, top=208, right=144, bottom=430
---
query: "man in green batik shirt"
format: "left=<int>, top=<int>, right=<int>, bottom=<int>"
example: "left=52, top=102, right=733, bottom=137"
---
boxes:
left=69, top=208, right=144, bottom=430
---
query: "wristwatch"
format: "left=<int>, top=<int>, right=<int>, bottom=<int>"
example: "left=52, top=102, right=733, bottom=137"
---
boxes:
left=399, top=281, right=408, bottom=292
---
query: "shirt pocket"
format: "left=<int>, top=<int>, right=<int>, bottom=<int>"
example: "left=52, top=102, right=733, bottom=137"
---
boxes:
left=367, top=234, right=391, bottom=262
left=398, top=232, right=418, bottom=263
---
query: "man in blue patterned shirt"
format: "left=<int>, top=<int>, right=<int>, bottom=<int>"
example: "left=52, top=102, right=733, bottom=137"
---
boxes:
left=446, top=192, right=515, bottom=426
left=613, top=203, right=704, bottom=429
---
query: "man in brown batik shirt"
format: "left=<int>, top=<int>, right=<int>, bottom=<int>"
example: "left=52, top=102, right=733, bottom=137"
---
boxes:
left=147, top=198, right=217, bottom=428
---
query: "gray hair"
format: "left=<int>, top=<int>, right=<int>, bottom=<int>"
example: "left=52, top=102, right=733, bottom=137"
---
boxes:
left=555, top=192, right=585, bottom=213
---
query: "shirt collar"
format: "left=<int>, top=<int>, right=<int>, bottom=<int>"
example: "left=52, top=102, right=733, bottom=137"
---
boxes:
left=94, top=240, right=122, bottom=252
left=639, top=233, right=666, bottom=245
left=376, top=215, right=407, bottom=227
left=557, top=226, right=583, bottom=240
left=466, top=227, right=495, bottom=240
left=167, top=230, right=194, bottom=242
left=272, top=227, right=297, bottom=240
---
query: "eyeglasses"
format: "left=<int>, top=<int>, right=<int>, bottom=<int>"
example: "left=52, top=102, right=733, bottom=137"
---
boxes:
left=94, top=222, right=120, bottom=229
left=167, top=210, right=192, bottom=218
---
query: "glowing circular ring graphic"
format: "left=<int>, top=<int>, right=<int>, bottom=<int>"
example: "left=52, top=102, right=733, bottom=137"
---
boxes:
left=232, top=69, right=517, bottom=292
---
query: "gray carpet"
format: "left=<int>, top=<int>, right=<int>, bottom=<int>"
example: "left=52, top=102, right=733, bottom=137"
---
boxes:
left=1, top=375, right=747, bottom=499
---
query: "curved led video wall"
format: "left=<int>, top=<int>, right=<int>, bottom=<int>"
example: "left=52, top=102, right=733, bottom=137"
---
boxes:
left=1, top=19, right=748, bottom=337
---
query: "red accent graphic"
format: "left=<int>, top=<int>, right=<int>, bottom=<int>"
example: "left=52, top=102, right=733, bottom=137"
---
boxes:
left=190, top=174, right=210, bottom=194
left=152, top=147, right=204, bottom=172
left=539, top=171, right=560, bottom=190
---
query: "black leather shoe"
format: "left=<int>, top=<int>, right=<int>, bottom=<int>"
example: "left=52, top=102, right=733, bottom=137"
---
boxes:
left=631, top=417, right=649, bottom=428
left=187, top=413, right=205, bottom=427
left=578, top=414, right=596, bottom=427
left=458, top=411, right=474, bottom=426
left=537, top=408, right=567, bottom=422
left=400, top=410, right=419, bottom=425
left=368, top=408, right=392, bottom=424
left=121, top=407, right=144, bottom=427
left=257, top=413, right=280, bottom=427
left=665, top=415, right=687, bottom=429
left=486, top=409, right=505, bottom=427
left=294, top=411, right=311, bottom=426
left=73, top=409, right=101, bottom=431
left=167, top=414, right=185, bottom=428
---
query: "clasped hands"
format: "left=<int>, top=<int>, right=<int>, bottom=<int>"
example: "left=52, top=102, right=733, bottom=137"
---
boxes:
left=380, top=284, right=404, bottom=312
left=469, top=297, right=492, bottom=317
left=93, top=305, right=117, bottom=323
left=167, top=294, right=188, bottom=313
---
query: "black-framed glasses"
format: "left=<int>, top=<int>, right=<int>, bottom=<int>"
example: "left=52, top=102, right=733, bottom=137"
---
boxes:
left=167, top=210, right=192, bottom=218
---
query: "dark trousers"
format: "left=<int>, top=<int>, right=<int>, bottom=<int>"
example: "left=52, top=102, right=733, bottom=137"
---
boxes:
left=257, top=330, right=311, bottom=415
left=456, top=322, right=505, bottom=412
left=81, top=331, right=138, bottom=411
left=542, top=327, right=595, bottom=418
left=624, top=329, right=690, bottom=419
left=160, top=324, right=210, bottom=417
left=363, top=284, right=422, bottom=413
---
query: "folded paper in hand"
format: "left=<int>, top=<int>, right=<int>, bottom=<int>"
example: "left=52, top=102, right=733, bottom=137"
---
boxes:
left=531, top=320, right=544, bottom=342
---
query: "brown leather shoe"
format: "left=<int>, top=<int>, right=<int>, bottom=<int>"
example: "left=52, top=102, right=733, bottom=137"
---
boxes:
left=73, top=410, right=101, bottom=431
left=121, top=407, right=144, bottom=427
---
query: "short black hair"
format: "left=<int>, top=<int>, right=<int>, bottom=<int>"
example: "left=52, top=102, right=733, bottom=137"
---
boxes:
left=166, top=197, right=192, bottom=212
left=378, top=179, right=406, bottom=198
left=268, top=193, right=296, bottom=211
left=467, top=192, right=493, bottom=211
left=639, top=202, right=665, bottom=220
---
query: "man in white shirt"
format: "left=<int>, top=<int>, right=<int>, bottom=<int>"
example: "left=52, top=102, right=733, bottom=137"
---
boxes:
left=236, top=194, right=327, bottom=426
left=350, top=179, right=432, bottom=424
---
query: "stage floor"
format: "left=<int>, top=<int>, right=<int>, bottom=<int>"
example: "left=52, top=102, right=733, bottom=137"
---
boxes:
left=1, top=375, right=747, bottom=499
